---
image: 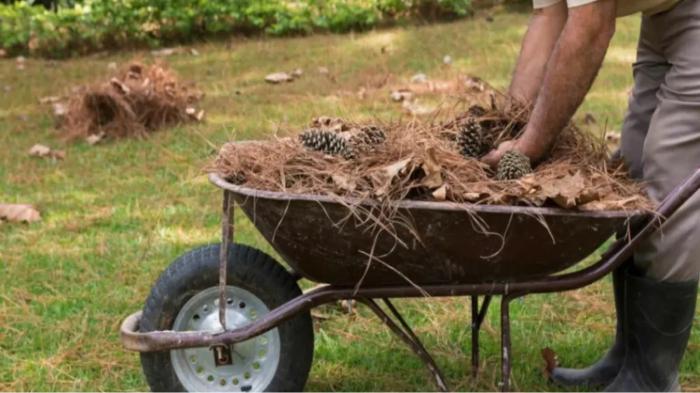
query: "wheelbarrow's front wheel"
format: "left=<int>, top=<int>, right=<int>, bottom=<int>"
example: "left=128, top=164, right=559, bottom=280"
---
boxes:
left=139, top=244, right=314, bottom=392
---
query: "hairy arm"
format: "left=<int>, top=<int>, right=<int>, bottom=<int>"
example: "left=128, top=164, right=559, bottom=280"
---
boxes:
left=509, top=2, right=568, bottom=105
left=485, top=0, right=616, bottom=166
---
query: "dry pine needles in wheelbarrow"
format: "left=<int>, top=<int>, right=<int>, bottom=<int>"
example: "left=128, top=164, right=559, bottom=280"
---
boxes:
left=210, top=97, right=651, bottom=213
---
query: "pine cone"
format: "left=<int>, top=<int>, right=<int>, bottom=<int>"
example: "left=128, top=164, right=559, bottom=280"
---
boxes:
left=457, top=118, right=486, bottom=158
left=350, top=125, right=386, bottom=149
left=496, top=150, right=532, bottom=180
left=299, top=129, right=356, bottom=159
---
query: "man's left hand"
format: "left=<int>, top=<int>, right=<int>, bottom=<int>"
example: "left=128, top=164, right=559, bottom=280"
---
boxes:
left=481, top=140, right=518, bottom=168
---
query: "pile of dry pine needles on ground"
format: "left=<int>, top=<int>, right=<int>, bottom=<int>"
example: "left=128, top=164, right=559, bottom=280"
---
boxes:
left=211, top=91, right=652, bottom=213
left=56, top=62, right=203, bottom=141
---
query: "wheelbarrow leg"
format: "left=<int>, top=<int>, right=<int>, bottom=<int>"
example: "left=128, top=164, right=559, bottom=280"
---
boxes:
left=361, top=298, right=449, bottom=392
left=471, top=295, right=492, bottom=378
left=218, top=190, right=234, bottom=330
left=500, top=295, right=515, bottom=392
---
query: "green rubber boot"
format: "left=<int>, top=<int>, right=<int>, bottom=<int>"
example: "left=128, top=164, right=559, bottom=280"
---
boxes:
left=605, top=271, right=698, bottom=392
left=549, top=265, right=627, bottom=387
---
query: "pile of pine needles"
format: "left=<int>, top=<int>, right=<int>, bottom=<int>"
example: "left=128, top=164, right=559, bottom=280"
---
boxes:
left=211, top=95, right=651, bottom=212
left=58, top=62, right=203, bottom=141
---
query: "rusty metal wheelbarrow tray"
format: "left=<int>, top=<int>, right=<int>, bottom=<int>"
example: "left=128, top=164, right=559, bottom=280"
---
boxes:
left=214, top=174, right=638, bottom=287
left=121, top=167, right=700, bottom=392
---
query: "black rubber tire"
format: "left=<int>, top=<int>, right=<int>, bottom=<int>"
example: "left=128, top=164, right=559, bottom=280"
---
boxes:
left=139, top=244, right=314, bottom=392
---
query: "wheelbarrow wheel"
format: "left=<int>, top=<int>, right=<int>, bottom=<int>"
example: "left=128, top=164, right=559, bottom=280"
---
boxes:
left=139, top=244, right=314, bottom=392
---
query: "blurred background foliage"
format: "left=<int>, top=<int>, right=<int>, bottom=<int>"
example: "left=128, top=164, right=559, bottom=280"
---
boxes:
left=0, top=0, right=497, bottom=57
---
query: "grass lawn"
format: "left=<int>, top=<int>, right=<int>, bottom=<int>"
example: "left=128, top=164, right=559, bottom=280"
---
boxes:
left=1, top=6, right=698, bottom=392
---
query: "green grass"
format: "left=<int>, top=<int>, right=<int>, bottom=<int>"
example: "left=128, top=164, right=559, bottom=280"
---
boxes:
left=1, top=7, right=698, bottom=391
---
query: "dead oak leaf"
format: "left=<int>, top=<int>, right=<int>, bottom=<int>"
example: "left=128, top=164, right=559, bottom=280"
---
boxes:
left=38, top=96, right=63, bottom=105
left=331, top=173, right=357, bottom=192
left=541, top=347, right=559, bottom=378
left=0, top=204, right=41, bottom=223
left=265, top=72, right=293, bottom=84
left=28, top=144, right=65, bottom=160
left=539, top=171, right=587, bottom=208
left=86, top=132, right=106, bottom=145
left=420, top=147, right=443, bottom=189
left=374, top=157, right=413, bottom=196
left=432, top=184, right=448, bottom=201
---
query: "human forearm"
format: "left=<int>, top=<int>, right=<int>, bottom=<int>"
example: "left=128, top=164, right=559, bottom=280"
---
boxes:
left=509, top=3, right=567, bottom=105
left=516, top=1, right=616, bottom=161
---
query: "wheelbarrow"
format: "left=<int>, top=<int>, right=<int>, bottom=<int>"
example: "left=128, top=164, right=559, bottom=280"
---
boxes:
left=120, top=160, right=700, bottom=392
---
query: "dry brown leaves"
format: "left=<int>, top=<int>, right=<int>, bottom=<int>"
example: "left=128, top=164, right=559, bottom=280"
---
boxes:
left=28, top=144, right=65, bottom=160
left=210, top=90, right=651, bottom=213
left=54, top=61, right=203, bottom=142
left=0, top=204, right=41, bottom=223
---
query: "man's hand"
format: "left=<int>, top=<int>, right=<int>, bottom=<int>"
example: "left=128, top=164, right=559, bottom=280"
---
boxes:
left=488, top=0, right=616, bottom=170
left=482, top=140, right=517, bottom=168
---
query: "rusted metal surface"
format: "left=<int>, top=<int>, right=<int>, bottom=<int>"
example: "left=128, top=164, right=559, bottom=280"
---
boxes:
left=209, top=173, right=643, bottom=286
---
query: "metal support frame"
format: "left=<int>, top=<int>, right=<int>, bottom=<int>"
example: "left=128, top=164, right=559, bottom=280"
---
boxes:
left=121, top=168, right=700, bottom=391
left=470, top=295, right=492, bottom=378
left=218, top=190, right=234, bottom=330
left=361, top=298, right=449, bottom=392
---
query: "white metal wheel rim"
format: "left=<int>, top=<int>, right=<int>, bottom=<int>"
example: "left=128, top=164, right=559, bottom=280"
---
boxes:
left=170, top=286, right=281, bottom=392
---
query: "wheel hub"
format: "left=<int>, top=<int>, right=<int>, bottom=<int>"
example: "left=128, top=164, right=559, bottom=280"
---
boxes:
left=170, top=286, right=281, bottom=392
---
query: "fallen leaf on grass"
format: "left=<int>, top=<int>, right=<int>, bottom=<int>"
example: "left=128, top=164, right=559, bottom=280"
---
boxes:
left=151, top=47, right=182, bottom=57
left=410, top=73, right=428, bottom=84
left=464, top=76, right=486, bottom=92
left=310, top=311, right=331, bottom=321
left=390, top=89, right=413, bottom=102
left=583, top=112, right=598, bottom=125
left=38, top=96, right=62, bottom=105
left=0, top=204, right=41, bottom=223
left=265, top=72, right=293, bottom=84
left=86, top=132, right=105, bottom=145
left=339, top=299, right=356, bottom=314
left=28, top=144, right=65, bottom=160
left=541, top=347, right=558, bottom=378
left=402, top=99, right=435, bottom=116
left=52, top=102, right=67, bottom=118
left=185, top=107, right=205, bottom=121
left=291, top=68, right=303, bottom=78
left=16, top=56, right=25, bottom=71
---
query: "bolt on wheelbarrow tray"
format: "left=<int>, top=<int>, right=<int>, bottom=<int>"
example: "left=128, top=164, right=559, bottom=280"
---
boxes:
left=210, top=173, right=639, bottom=287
